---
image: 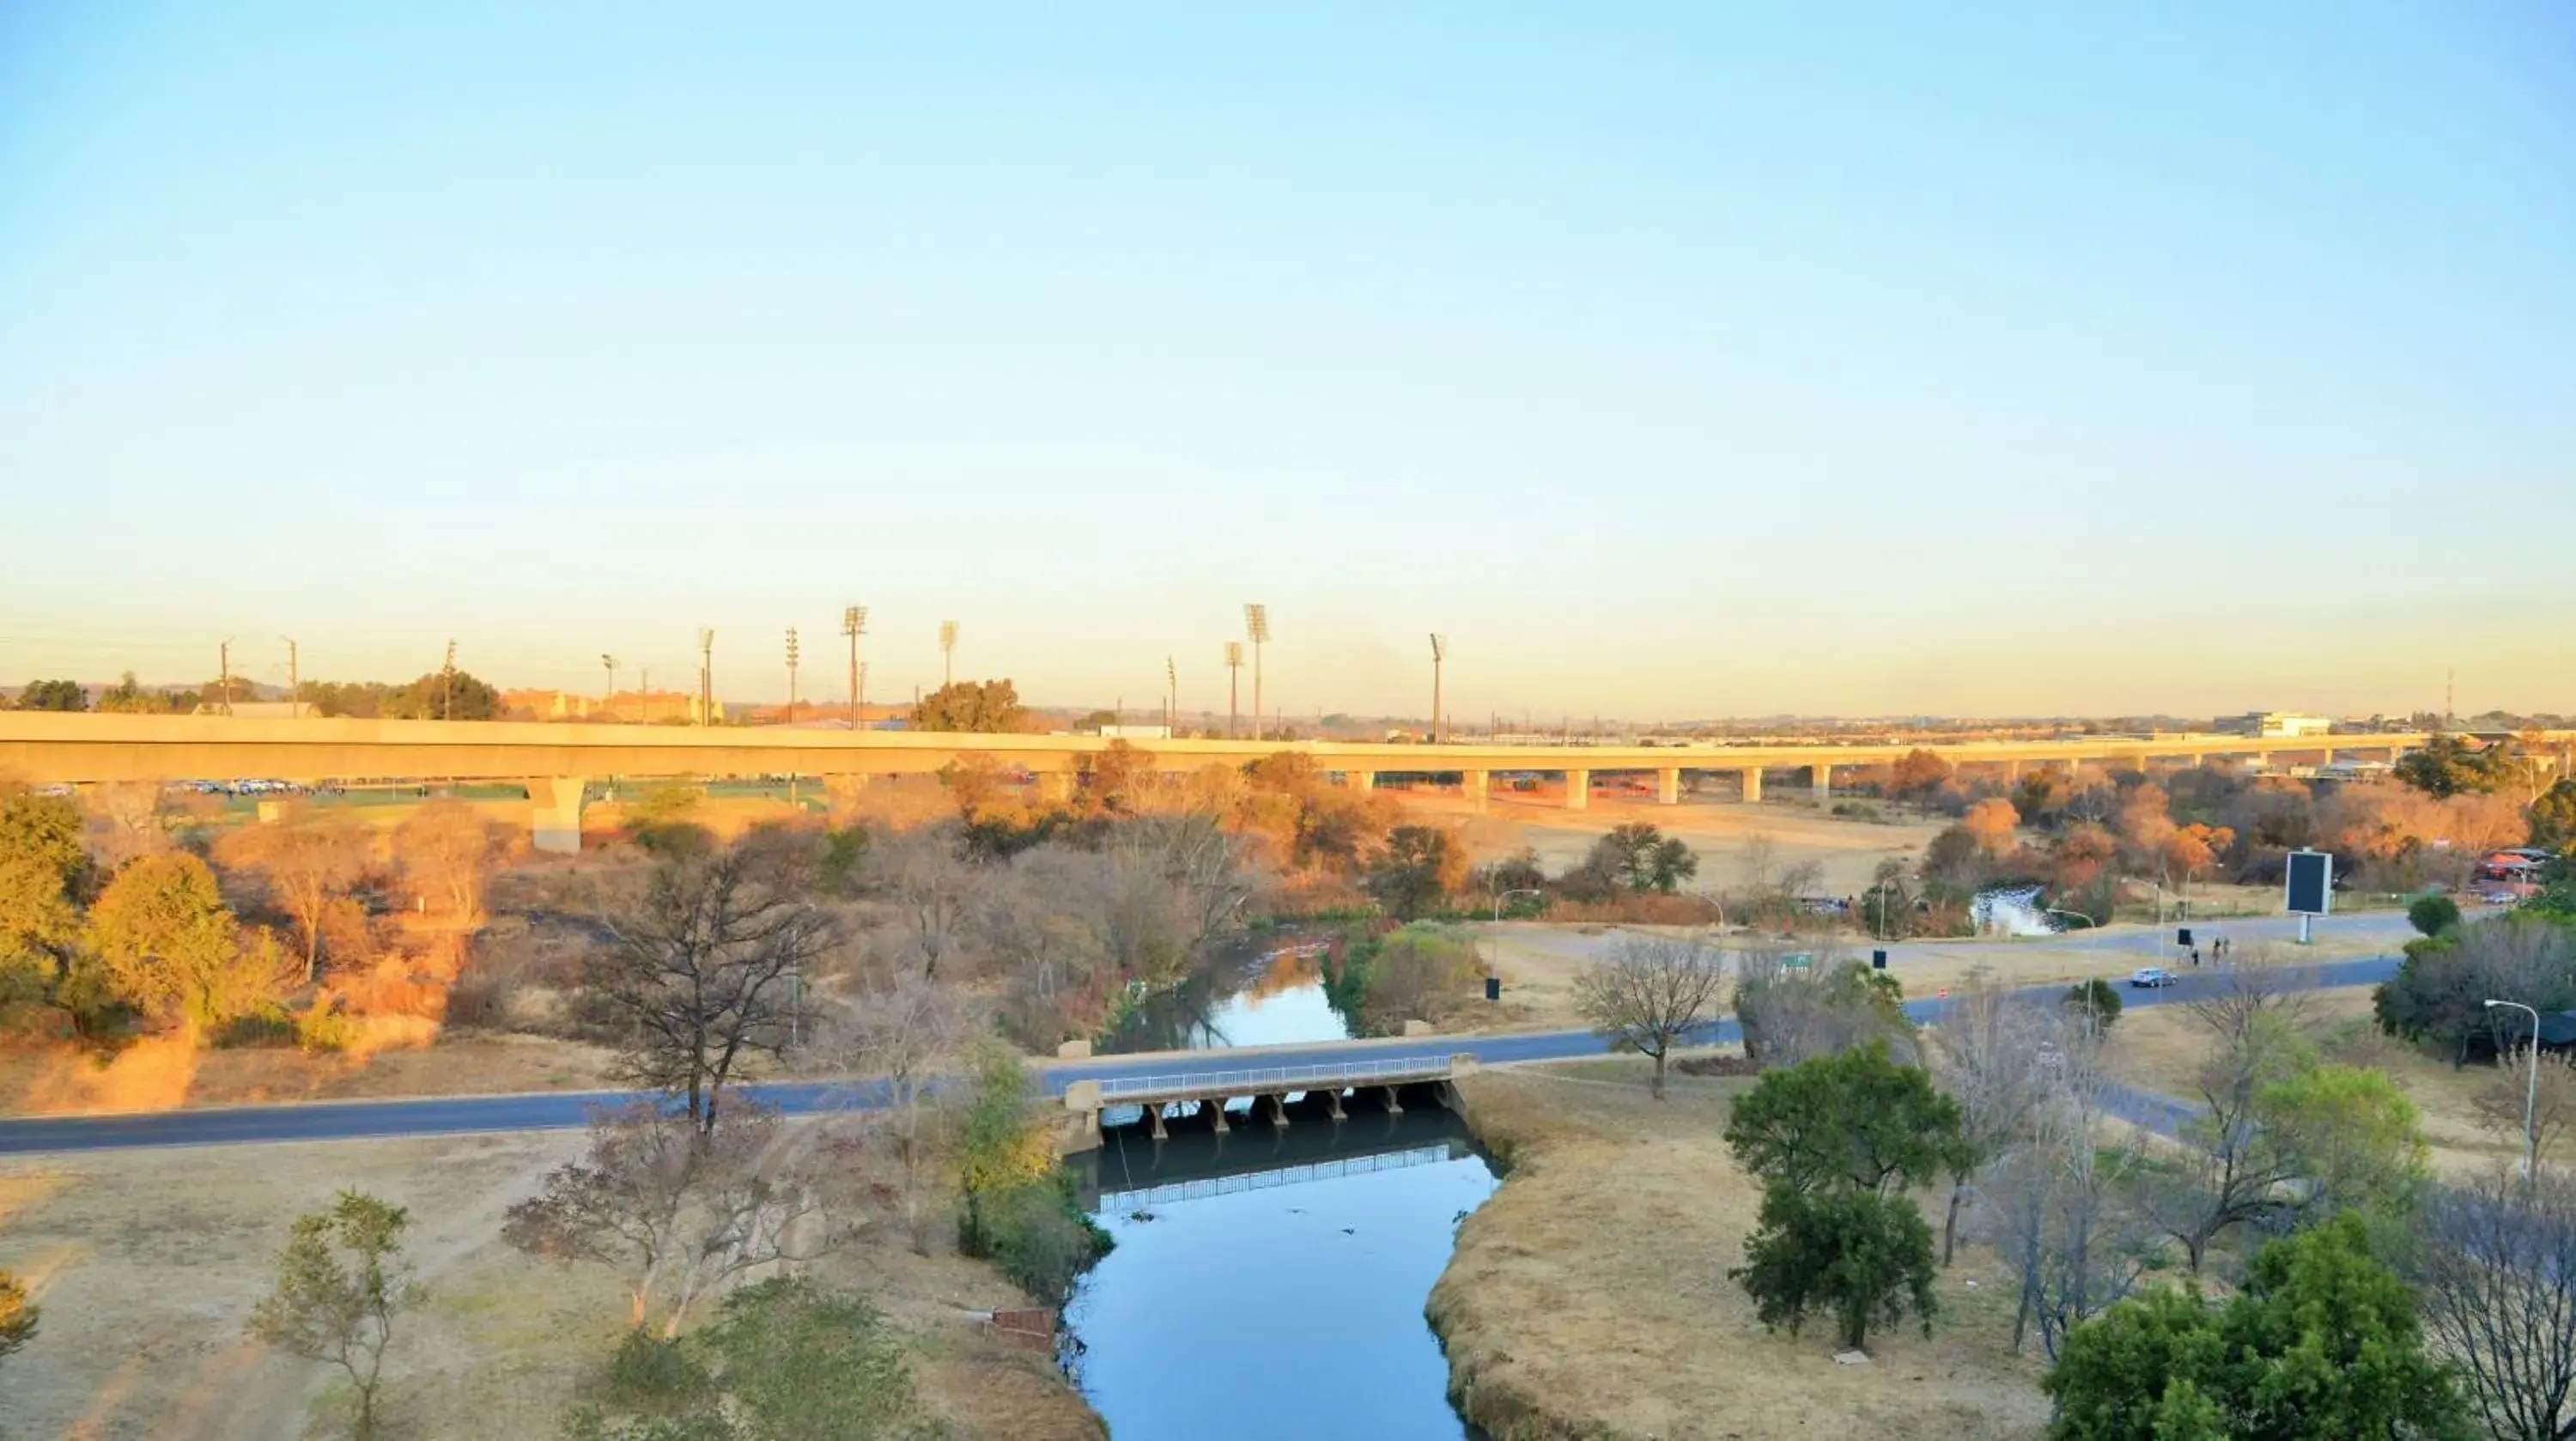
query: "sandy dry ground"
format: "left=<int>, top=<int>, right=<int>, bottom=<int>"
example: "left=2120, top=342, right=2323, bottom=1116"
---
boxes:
left=1431, top=1061, right=2050, bottom=1441
left=2099, top=988, right=2524, bottom=1178
left=0, top=1130, right=1100, bottom=1441
left=1395, top=789, right=1947, bottom=895
left=0, top=1032, right=627, bottom=1117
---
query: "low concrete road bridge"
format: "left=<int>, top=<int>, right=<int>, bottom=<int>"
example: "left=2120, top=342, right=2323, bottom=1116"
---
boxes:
left=1064, top=1055, right=1460, bottom=1145
left=1078, top=1100, right=1473, bottom=1211
left=4, top=713, right=2521, bottom=854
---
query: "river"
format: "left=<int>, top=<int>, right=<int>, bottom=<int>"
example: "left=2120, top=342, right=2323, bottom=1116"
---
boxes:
left=1068, top=932, right=1501, bottom=1441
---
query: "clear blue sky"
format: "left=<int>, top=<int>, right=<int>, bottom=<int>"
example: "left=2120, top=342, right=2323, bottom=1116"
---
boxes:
left=3, top=3, right=2569, bottom=720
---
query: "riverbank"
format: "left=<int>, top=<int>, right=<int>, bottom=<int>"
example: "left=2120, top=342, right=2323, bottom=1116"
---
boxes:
left=0, top=1128, right=1105, bottom=1439
left=1427, top=1059, right=2050, bottom=1441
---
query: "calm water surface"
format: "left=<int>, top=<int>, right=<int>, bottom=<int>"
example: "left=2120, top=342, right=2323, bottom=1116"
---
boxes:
left=1069, top=1107, right=1498, bottom=1441
left=1073, top=932, right=1498, bottom=1439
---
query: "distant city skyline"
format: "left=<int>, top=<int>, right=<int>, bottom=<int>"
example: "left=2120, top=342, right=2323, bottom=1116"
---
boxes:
left=3, top=4, right=2568, bottom=719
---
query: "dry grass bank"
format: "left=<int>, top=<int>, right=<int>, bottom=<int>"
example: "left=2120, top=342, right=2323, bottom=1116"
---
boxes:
left=1431, top=1061, right=2049, bottom=1441
left=0, top=1031, right=625, bottom=1116
left=0, top=1129, right=1100, bottom=1441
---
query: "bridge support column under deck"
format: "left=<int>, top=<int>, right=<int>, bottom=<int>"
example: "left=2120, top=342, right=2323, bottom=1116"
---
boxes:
left=1741, top=768, right=1763, bottom=803
left=1564, top=769, right=1589, bottom=810
left=1382, top=1085, right=1405, bottom=1115
left=1811, top=763, right=1832, bottom=804
left=1036, top=771, right=1075, bottom=805
left=1265, top=1093, right=1292, bottom=1128
left=1656, top=769, right=1680, bottom=806
left=1346, top=770, right=1375, bottom=793
left=1323, top=1088, right=1346, bottom=1122
left=1146, top=1103, right=1167, bottom=1140
left=2005, top=760, right=2022, bottom=784
left=1204, top=1099, right=1230, bottom=1134
left=527, top=776, right=588, bottom=854
left=1461, top=769, right=1488, bottom=812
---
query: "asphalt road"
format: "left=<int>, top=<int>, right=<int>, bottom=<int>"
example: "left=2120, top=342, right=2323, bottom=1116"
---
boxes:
left=0, top=949, right=2400, bottom=1156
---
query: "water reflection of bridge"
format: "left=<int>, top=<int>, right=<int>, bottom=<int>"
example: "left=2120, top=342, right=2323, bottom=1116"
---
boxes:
left=1074, top=1098, right=1475, bottom=1213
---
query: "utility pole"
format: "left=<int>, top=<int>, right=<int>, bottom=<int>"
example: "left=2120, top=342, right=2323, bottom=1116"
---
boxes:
left=784, top=627, right=800, bottom=724
left=1165, top=656, right=1177, bottom=735
left=1224, top=641, right=1243, bottom=739
left=2445, top=668, right=2456, bottom=729
left=281, top=636, right=299, bottom=718
left=442, top=640, right=458, bottom=720
left=697, top=628, right=715, bottom=727
left=639, top=664, right=651, bottom=719
left=841, top=605, right=867, bottom=730
left=939, top=620, right=957, bottom=689
left=1429, top=633, right=1447, bottom=744
left=1244, top=603, right=1270, bottom=742
left=219, top=637, right=234, bottom=715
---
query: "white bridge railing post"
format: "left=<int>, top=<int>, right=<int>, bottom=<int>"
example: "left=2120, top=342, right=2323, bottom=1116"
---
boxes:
left=1097, top=1055, right=1453, bottom=1103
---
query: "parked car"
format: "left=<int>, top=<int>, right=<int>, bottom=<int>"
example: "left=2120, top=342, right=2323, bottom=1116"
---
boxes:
left=2129, top=967, right=2178, bottom=988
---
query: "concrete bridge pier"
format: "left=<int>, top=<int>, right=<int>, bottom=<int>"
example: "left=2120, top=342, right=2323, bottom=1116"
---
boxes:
left=1461, top=769, right=1489, bottom=812
left=1145, top=1103, right=1168, bottom=1140
left=1811, top=763, right=1832, bottom=803
left=527, top=776, right=587, bottom=854
left=1265, top=1093, right=1293, bottom=1128
left=1656, top=769, right=1681, bottom=805
left=1741, top=768, right=1763, bottom=803
left=1322, top=1087, right=1346, bottom=1122
left=1205, top=1099, right=1230, bottom=1134
left=1346, top=770, right=1376, bottom=793
left=1564, top=769, right=1589, bottom=810
left=1036, top=771, right=1075, bottom=806
left=1381, top=1085, right=1405, bottom=1115
left=2005, top=760, right=2023, bottom=784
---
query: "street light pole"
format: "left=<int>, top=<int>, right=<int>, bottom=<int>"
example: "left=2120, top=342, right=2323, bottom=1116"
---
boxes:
left=1224, top=641, right=1242, bottom=740
left=1492, top=886, right=1544, bottom=924
left=601, top=654, right=617, bottom=720
left=2486, top=998, right=2543, bottom=1182
left=841, top=605, right=867, bottom=730
left=1430, top=634, right=1447, bottom=744
left=697, top=628, right=715, bottom=727
left=281, top=636, right=300, bottom=718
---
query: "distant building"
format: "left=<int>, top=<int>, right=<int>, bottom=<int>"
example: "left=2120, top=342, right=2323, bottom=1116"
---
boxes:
left=2220, top=712, right=2334, bottom=739
left=1097, top=724, right=1171, bottom=740
left=502, top=688, right=598, bottom=720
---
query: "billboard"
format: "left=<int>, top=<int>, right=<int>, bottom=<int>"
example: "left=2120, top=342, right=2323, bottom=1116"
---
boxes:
left=2285, top=849, right=2333, bottom=917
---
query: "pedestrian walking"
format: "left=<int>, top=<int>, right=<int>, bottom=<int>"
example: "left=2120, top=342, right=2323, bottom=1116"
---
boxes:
left=2190, top=945, right=2202, bottom=967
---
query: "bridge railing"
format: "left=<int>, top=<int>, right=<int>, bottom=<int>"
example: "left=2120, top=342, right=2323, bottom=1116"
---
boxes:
left=1097, top=1055, right=1451, bottom=1102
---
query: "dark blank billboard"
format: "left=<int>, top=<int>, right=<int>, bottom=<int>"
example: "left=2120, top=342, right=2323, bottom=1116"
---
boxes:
left=2285, top=849, right=2333, bottom=916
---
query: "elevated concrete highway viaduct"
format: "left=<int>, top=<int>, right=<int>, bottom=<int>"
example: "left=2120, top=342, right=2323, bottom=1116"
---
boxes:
left=1, top=714, right=2545, bottom=854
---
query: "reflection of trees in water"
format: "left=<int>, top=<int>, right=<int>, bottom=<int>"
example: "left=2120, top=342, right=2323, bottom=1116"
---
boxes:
left=1099, top=933, right=1327, bottom=1054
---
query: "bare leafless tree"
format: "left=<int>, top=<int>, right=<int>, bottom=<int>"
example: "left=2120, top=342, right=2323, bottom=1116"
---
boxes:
left=216, top=806, right=373, bottom=982
left=503, top=1101, right=839, bottom=1336
left=1737, top=834, right=1778, bottom=891
left=860, top=825, right=972, bottom=979
left=1929, top=978, right=2050, bottom=1263
left=391, top=798, right=508, bottom=923
left=1575, top=933, right=1727, bottom=1098
left=586, top=835, right=834, bottom=1132
left=2478, top=1046, right=2576, bottom=1170
left=2415, top=1168, right=2576, bottom=1441
left=1979, top=1012, right=2157, bottom=1358
left=1735, top=942, right=1907, bottom=1069
left=815, top=969, right=980, bottom=1248
left=2139, top=959, right=2317, bottom=1272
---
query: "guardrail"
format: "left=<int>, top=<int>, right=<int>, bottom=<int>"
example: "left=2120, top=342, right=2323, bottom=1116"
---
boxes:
left=1097, top=1055, right=1452, bottom=1102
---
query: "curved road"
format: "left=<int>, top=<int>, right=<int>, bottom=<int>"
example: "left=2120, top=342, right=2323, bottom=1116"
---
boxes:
left=0, top=951, right=2400, bottom=1156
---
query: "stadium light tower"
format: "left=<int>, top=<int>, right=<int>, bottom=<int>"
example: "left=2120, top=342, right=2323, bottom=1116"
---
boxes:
left=939, top=620, right=958, bottom=688
left=1243, top=604, right=1270, bottom=741
left=1430, top=634, right=1447, bottom=744
left=601, top=653, right=617, bottom=720
left=697, top=628, right=715, bottom=727
left=784, top=628, right=800, bottom=723
left=841, top=605, right=867, bottom=729
left=1224, top=641, right=1243, bottom=739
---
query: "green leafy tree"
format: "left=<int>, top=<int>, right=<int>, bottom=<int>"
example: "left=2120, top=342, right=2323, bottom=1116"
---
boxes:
left=2257, top=1064, right=2429, bottom=1221
left=2396, top=734, right=2514, bottom=799
left=1725, top=1042, right=1964, bottom=1350
left=15, top=678, right=87, bottom=711
left=0, top=1268, right=37, bottom=1366
left=2408, top=893, right=2463, bottom=938
left=0, top=787, right=89, bottom=1018
left=1364, top=825, right=1467, bottom=920
left=1733, top=1185, right=1940, bottom=1350
left=86, top=853, right=269, bottom=1029
left=908, top=679, right=1028, bottom=734
left=248, top=1189, right=424, bottom=1441
left=2531, top=779, right=2576, bottom=852
left=2044, top=1214, right=2466, bottom=1440
left=2063, top=977, right=2123, bottom=1034
left=1726, top=1040, right=1962, bottom=1195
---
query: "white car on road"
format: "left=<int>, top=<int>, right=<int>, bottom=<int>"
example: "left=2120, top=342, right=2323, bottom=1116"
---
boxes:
left=2129, top=967, right=2178, bottom=988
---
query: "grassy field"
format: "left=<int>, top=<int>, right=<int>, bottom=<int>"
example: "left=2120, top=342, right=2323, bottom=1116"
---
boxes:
left=0, top=1128, right=1101, bottom=1441
left=1431, top=1059, right=2050, bottom=1441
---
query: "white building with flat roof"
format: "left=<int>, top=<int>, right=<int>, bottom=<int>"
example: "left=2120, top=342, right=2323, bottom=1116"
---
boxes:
left=2221, top=712, right=2334, bottom=739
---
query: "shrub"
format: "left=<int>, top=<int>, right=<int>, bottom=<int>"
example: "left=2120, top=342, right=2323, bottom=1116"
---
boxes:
left=2063, top=977, right=2123, bottom=1034
left=2408, top=893, right=2461, bottom=938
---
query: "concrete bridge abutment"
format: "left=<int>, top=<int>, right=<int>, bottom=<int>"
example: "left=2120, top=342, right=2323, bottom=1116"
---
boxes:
left=1656, top=769, right=1680, bottom=806
left=1741, top=768, right=1763, bottom=803
left=1564, top=769, right=1589, bottom=810
left=527, top=776, right=588, bottom=854
left=1461, top=769, right=1489, bottom=812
